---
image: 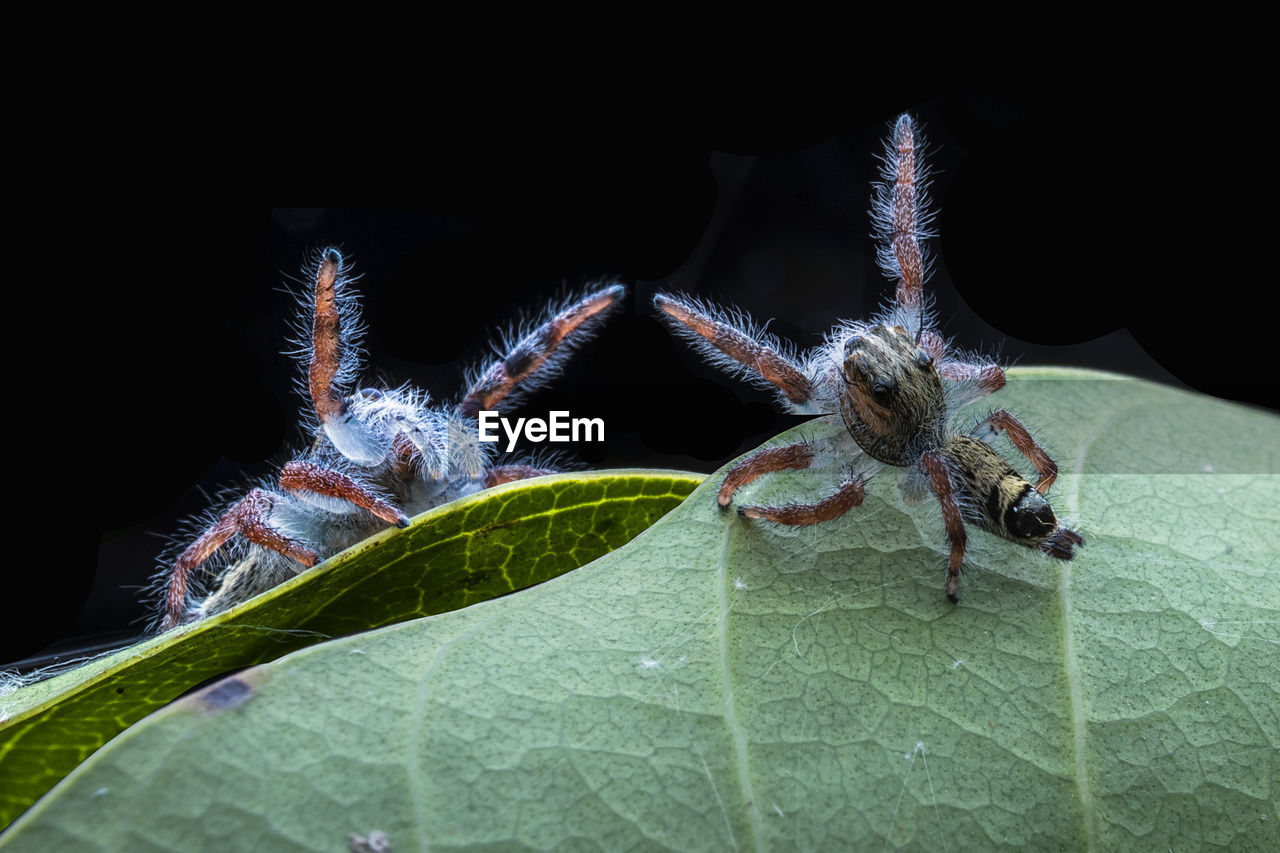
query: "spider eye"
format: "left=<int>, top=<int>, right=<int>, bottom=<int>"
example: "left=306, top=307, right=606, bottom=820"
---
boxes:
left=871, top=381, right=895, bottom=401
left=357, top=388, right=384, bottom=400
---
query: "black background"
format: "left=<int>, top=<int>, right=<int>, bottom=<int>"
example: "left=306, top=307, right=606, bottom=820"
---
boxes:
left=9, top=87, right=1272, bottom=668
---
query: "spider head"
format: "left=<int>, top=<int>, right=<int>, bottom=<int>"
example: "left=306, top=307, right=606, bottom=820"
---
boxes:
left=837, top=324, right=944, bottom=464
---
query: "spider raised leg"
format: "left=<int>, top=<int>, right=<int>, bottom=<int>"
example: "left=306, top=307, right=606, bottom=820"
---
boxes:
left=158, top=249, right=623, bottom=630
left=656, top=113, right=1082, bottom=602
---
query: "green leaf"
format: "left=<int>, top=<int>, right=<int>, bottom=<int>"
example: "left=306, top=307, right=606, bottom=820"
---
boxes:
left=5, top=369, right=1279, bottom=851
left=0, top=470, right=702, bottom=831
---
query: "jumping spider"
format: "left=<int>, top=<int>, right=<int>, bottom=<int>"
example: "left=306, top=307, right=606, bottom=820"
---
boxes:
left=655, top=114, right=1082, bottom=601
left=157, top=247, right=623, bottom=630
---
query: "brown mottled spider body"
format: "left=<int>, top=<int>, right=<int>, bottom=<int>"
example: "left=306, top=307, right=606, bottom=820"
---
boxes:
left=157, top=248, right=622, bottom=630
left=655, top=114, right=1081, bottom=601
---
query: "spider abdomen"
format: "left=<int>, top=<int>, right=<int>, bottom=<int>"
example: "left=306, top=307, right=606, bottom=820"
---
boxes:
left=944, top=435, right=1067, bottom=551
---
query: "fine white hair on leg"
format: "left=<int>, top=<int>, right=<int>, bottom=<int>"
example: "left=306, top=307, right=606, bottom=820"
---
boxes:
left=653, top=291, right=820, bottom=414
left=447, top=412, right=490, bottom=480
left=347, top=386, right=447, bottom=475
left=287, top=248, right=369, bottom=416
left=869, top=113, right=937, bottom=300
left=459, top=282, right=625, bottom=417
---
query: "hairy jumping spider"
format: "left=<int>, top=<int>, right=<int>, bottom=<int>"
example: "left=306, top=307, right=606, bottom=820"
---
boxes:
left=655, top=114, right=1082, bottom=601
left=157, top=248, right=623, bottom=630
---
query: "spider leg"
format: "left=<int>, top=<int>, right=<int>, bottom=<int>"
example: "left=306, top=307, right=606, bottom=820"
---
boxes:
left=717, top=442, right=816, bottom=508
left=458, top=283, right=625, bottom=419
left=877, top=114, right=929, bottom=312
left=921, top=451, right=967, bottom=602
left=163, top=489, right=316, bottom=630
left=308, top=248, right=348, bottom=424
left=738, top=471, right=864, bottom=526
left=278, top=461, right=410, bottom=528
left=483, top=465, right=558, bottom=487
left=976, top=409, right=1058, bottom=494
left=302, top=248, right=393, bottom=466
left=939, top=359, right=1007, bottom=398
left=654, top=293, right=816, bottom=411
left=920, top=330, right=947, bottom=363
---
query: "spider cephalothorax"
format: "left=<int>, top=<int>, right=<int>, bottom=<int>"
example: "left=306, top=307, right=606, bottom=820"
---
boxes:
left=837, top=322, right=947, bottom=466
left=655, top=114, right=1082, bottom=601
left=157, top=248, right=623, bottom=630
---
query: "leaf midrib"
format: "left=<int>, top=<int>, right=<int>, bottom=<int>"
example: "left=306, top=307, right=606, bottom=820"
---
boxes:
left=1064, top=415, right=1103, bottom=852
left=719, top=520, right=760, bottom=851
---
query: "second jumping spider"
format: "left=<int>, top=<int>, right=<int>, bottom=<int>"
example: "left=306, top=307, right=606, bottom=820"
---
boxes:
left=656, top=114, right=1082, bottom=602
left=157, top=248, right=623, bottom=630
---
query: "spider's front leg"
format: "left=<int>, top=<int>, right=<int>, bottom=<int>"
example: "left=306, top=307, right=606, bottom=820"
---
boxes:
left=739, top=471, right=866, bottom=526
left=163, top=489, right=316, bottom=630
left=306, top=250, right=486, bottom=480
left=976, top=409, right=1058, bottom=494
left=458, top=283, right=626, bottom=419
left=278, top=461, right=409, bottom=528
left=307, top=248, right=388, bottom=465
left=717, top=442, right=816, bottom=508
left=920, top=451, right=967, bottom=602
left=880, top=114, right=929, bottom=313
left=653, top=293, right=818, bottom=412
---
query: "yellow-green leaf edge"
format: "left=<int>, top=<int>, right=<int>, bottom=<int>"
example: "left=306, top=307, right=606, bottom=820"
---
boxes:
left=0, top=469, right=702, bottom=829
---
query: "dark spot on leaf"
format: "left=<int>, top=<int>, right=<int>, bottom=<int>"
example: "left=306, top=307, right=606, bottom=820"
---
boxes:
left=198, top=676, right=253, bottom=711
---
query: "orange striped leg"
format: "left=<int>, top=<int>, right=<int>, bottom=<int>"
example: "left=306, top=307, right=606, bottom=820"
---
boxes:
left=163, top=489, right=316, bottom=630
left=921, top=451, right=967, bottom=602
left=739, top=472, right=864, bottom=526
left=939, top=360, right=1007, bottom=395
left=979, top=409, right=1057, bottom=494
left=279, top=461, right=409, bottom=528
left=308, top=248, right=348, bottom=424
left=890, top=114, right=925, bottom=310
left=459, top=284, right=625, bottom=418
left=717, top=442, right=815, bottom=508
left=654, top=294, right=815, bottom=408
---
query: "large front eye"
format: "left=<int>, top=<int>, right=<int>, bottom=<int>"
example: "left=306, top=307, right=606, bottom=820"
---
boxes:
left=871, top=381, right=895, bottom=403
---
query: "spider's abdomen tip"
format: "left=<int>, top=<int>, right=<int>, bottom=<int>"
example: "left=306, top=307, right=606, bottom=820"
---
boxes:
left=947, top=593, right=958, bottom=604
left=394, top=514, right=410, bottom=529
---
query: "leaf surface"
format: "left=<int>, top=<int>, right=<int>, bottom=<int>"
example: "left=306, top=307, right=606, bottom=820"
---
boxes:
left=0, top=471, right=701, bottom=831
left=5, top=370, right=1278, bottom=850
